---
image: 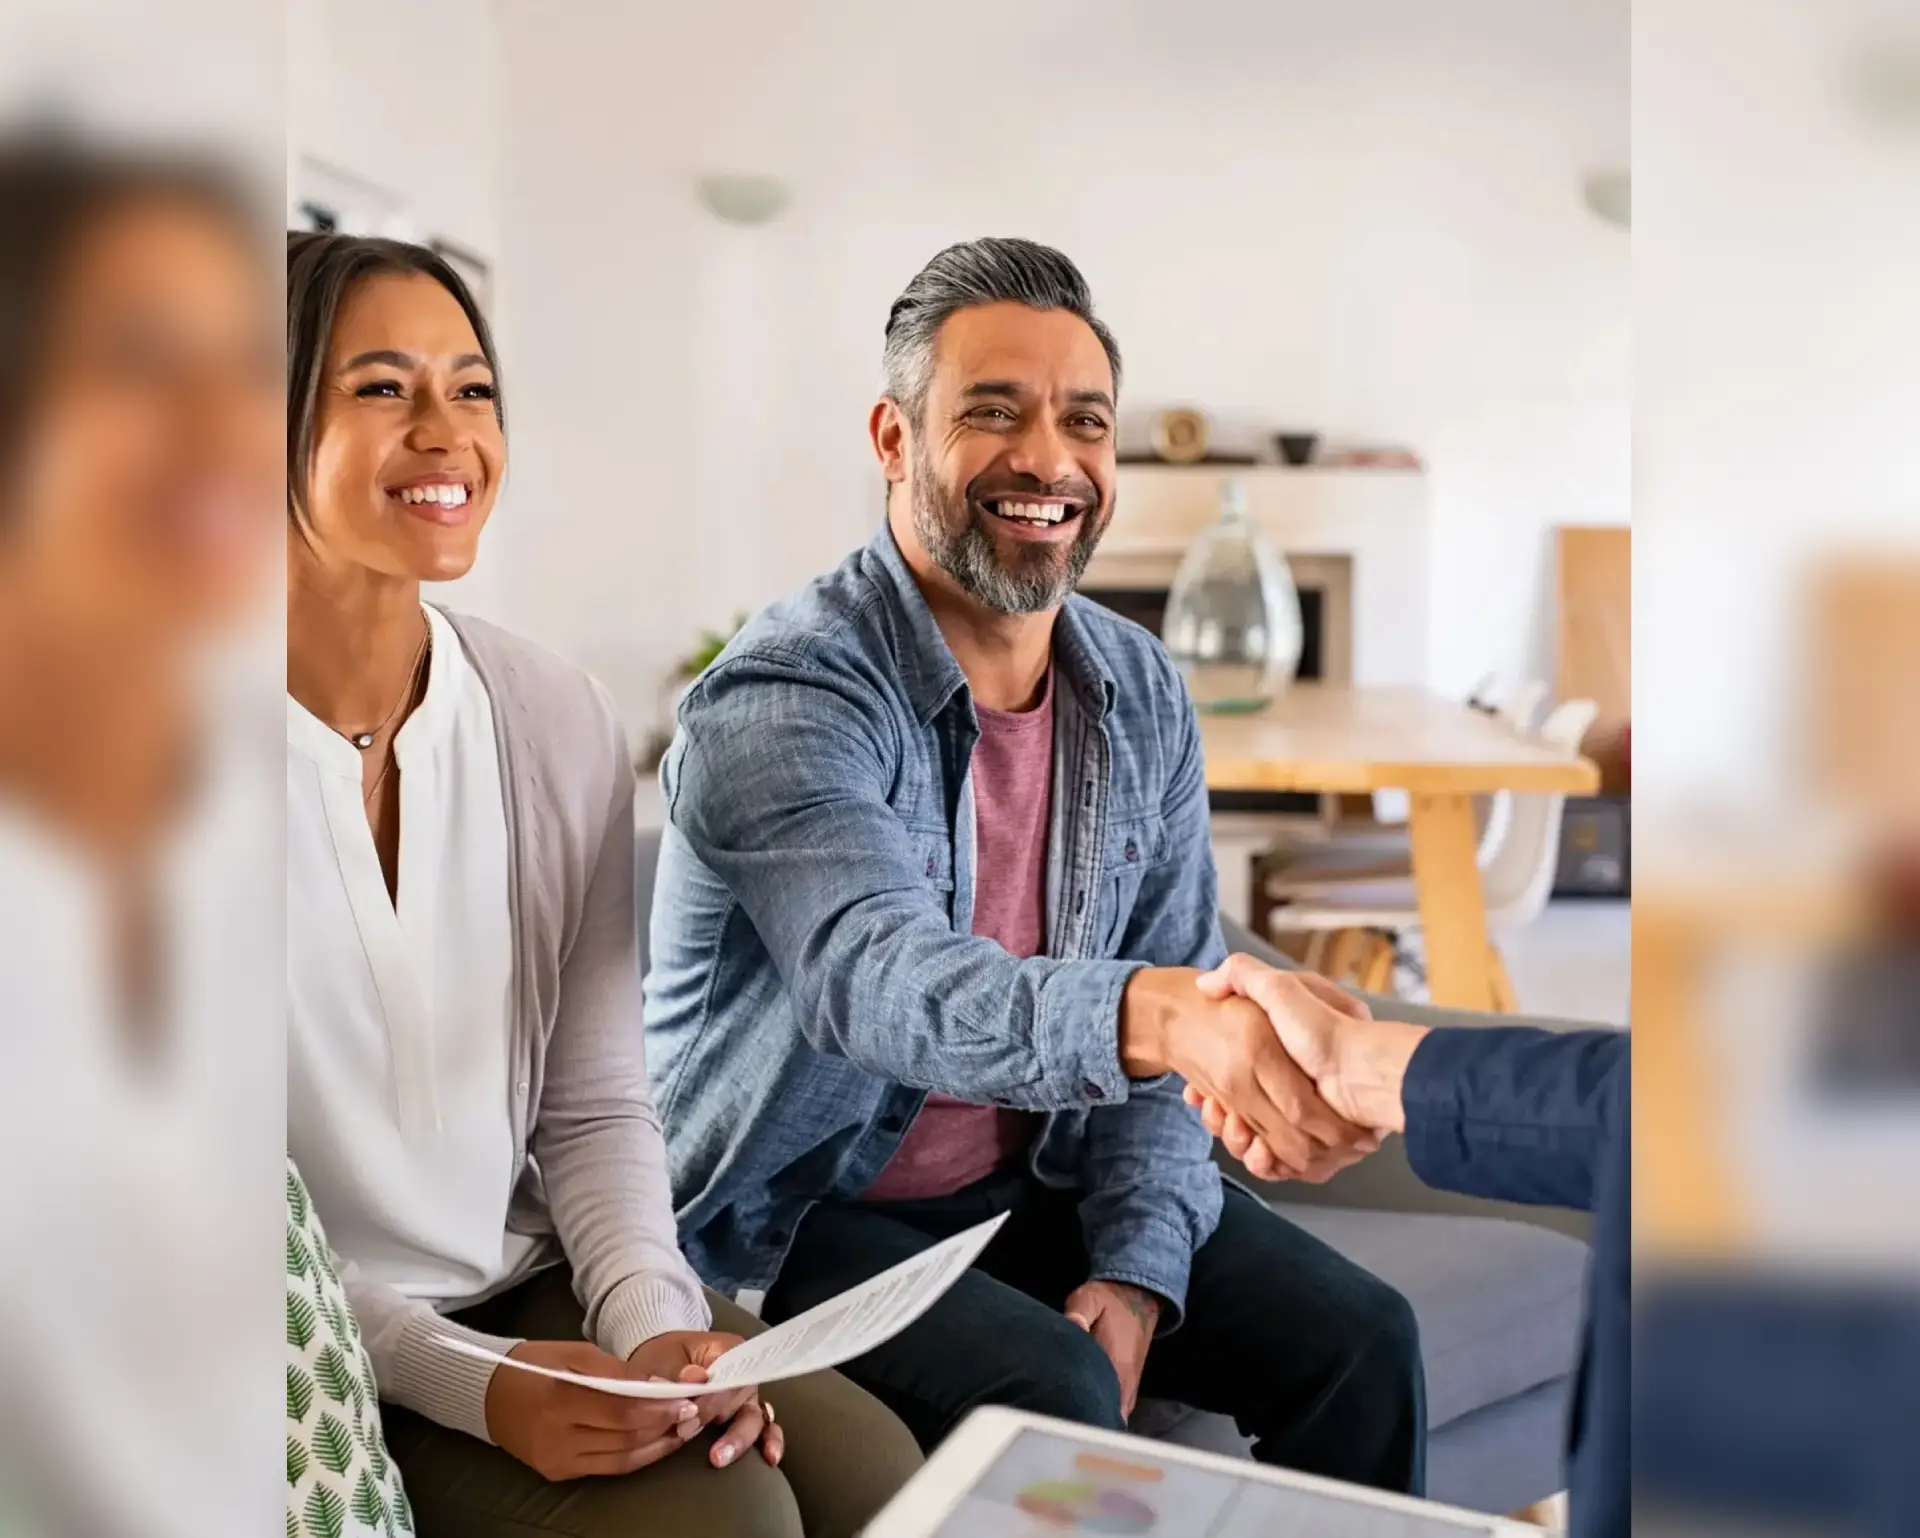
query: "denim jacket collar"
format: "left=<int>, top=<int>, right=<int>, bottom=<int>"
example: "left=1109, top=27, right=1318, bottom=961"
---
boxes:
left=865, top=522, right=1117, bottom=728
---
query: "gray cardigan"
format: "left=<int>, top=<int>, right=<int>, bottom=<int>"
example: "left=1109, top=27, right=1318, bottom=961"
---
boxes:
left=335, top=609, right=710, bottom=1442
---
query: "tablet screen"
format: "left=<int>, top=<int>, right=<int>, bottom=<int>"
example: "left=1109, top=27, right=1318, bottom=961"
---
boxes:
left=932, top=1428, right=1508, bottom=1537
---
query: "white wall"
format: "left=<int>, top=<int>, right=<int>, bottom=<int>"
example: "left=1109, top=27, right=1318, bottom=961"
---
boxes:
left=325, top=0, right=1627, bottom=742
left=286, top=0, right=500, bottom=256
left=286, top=0, right=506, bottom=611
left=1636, top=0, right=1920, bottom=813
left=487, top=0, right=1629, bottom=737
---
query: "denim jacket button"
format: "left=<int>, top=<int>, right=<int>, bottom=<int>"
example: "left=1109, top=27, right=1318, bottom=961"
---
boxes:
left=1124, top=839, right=1139, bottom=863
left=924, top=855, right=935, bottom=878
left=1083, top=1080, right=1106, bottom=1101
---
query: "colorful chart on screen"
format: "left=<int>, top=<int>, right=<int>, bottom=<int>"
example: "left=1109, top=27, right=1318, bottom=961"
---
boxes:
left=935, top=1429, right=1509, bottom=1538
left=1013, top=1473, right=1158, bottom=1532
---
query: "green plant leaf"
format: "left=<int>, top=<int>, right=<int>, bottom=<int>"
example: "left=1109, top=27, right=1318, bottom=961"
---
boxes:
left=313, top=1412, right=354, bottom=1477
left=314, top=1345, right=355, bottom=1406
left=287, top=1227, right=313, bottom=1281
left=287, top=1291, right=317, bottom=1352
left=287, top=1165, right=309, bottom=1228
left=315, top=1244, right=345, bottom=1292
left=303, top=1483, right=345, bottom=1538
left=287, top=1506, right=300, bottom=1538
left=288, top=1363, right=315, bottom=1425
left=392, top=1483, right=414, bottom=1535
left=286, top=1434, right=308, bottom=1488
left=681, top=612, right=749, bottom=676
left=350, top=1471, right=388, bottom=1531
left=321, top=1290, right=352, bottom=1352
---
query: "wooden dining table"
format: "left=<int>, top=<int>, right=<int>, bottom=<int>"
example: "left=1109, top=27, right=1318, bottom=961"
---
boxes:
left=1199, top=684, right=1600, bottom=1012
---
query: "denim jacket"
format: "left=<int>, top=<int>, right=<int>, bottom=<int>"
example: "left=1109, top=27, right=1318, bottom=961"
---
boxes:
left=646, top=524, right=1226, bottom=1327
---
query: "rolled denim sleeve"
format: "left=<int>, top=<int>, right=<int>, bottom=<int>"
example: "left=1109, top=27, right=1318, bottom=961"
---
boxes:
left=666, top=649, right=1141, bottom=1111
left=1078, top=679, right=1225, bottom=1331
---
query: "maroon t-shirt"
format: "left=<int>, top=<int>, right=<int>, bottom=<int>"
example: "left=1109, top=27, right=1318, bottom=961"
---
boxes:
left=863, top=668, right=1054, bottom=1201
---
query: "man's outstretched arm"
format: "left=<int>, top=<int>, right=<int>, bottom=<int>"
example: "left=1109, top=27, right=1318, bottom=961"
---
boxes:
left=670, top=657, right=1370, bottom=1164
left=1400, top=1025, right=1626, bottom=1212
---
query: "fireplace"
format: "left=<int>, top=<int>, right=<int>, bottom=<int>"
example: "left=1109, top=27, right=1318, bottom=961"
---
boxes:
left=1078, top=586, right=1329, bottom=683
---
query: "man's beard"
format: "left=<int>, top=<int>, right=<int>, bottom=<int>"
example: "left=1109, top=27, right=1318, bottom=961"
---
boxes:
left=909, top=441, right=1107, bottom=615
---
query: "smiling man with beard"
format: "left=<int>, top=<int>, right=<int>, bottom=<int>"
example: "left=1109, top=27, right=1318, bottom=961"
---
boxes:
left=644, top=239, right=1424, bottom=1493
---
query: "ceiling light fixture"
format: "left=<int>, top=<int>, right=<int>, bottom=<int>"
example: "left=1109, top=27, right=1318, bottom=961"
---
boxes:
left=1582, top=170, right=1631, bottom=231
left=696, top=173, right=791, bottom=227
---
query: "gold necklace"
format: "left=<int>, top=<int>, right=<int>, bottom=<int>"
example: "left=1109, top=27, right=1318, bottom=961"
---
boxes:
left=341, top=628, right=430, bottom=751
left=358, top=633, right=431, bottom=808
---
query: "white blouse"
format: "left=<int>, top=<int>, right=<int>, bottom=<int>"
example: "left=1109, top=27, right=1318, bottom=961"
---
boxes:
left=287, top=604, right=539, bottom=1306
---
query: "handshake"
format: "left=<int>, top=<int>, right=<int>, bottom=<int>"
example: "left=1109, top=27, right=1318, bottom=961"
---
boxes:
left=1119, top=954, right=1429, bottom=1183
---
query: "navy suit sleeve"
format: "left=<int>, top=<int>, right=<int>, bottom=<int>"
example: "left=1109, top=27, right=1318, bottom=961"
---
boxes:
left=1401, top=1027, right=1628, bottom=1211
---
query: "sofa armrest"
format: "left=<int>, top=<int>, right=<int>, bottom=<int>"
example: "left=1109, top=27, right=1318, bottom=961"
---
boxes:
left=1212, top=914, right=1595, bottom=1242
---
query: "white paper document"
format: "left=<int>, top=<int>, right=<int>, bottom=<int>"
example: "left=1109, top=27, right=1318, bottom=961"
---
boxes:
left=434, top=1210, right=1009, bottom=1399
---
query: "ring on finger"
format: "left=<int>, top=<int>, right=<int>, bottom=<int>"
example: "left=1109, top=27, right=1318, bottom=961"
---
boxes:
left=761, top=1400, right=775, bottom=1426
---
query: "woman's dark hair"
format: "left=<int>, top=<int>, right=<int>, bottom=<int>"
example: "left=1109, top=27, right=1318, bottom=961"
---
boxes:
left=286, top=232, right=503, bottom=530
left=0, top=128, right=257, bottom=505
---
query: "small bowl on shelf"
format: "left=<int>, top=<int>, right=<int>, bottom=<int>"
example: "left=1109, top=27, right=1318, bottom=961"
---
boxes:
left=1274, top=432, right=1320, bottom=467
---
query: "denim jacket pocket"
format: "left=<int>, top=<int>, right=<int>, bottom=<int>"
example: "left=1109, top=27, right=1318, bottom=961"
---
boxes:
left=1099, top=813, right=1169, bottom=954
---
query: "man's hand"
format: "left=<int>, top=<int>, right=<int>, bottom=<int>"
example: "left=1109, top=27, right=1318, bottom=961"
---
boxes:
left=629, top=1330, right=784, bottom=1469
left=484, top=1340, right=702, bottom=1480
left=1184, top=956, right=1427, bottom=1182
left=1120, top=967, right=1377, bottom=1182
left=1065, top=1280, right=1161, bottom=1419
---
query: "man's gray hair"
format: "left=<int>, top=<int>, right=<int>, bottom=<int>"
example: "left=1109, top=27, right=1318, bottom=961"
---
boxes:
left=881, top=237, right=1122, bottom=423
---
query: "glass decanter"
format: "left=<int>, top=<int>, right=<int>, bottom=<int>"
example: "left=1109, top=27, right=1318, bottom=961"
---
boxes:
left=1161, top=479, right=1303, bottom=713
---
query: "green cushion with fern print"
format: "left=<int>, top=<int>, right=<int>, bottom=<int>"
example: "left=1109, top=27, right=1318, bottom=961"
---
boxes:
left=287, top=1159, right=412, bottom=1538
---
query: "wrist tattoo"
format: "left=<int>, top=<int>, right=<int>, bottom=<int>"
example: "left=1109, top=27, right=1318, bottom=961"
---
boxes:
left=1118, top=1285, right=1160, bottom=1332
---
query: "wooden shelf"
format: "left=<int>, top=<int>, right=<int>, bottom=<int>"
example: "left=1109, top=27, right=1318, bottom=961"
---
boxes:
left=1101, top=464, right=1428, bottom=559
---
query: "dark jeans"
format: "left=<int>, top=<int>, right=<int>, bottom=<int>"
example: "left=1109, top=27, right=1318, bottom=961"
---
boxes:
left=765, top=1172, right=1427, bottom=1496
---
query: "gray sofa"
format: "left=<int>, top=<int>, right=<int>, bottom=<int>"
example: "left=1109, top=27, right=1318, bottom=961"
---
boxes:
left=635, top=831, right=1588, bottom=1516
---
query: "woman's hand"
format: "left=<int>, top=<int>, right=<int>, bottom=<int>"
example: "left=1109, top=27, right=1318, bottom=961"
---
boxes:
left=483, top=1341, right=702, bottom=1480
left=629, top=1330, right=785, bottom=1469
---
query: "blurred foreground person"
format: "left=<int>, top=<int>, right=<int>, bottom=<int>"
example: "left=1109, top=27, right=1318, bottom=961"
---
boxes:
left=1636, top=841, right=1920, bottom=1538
left=0, top=131, right=283, bottom=1535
